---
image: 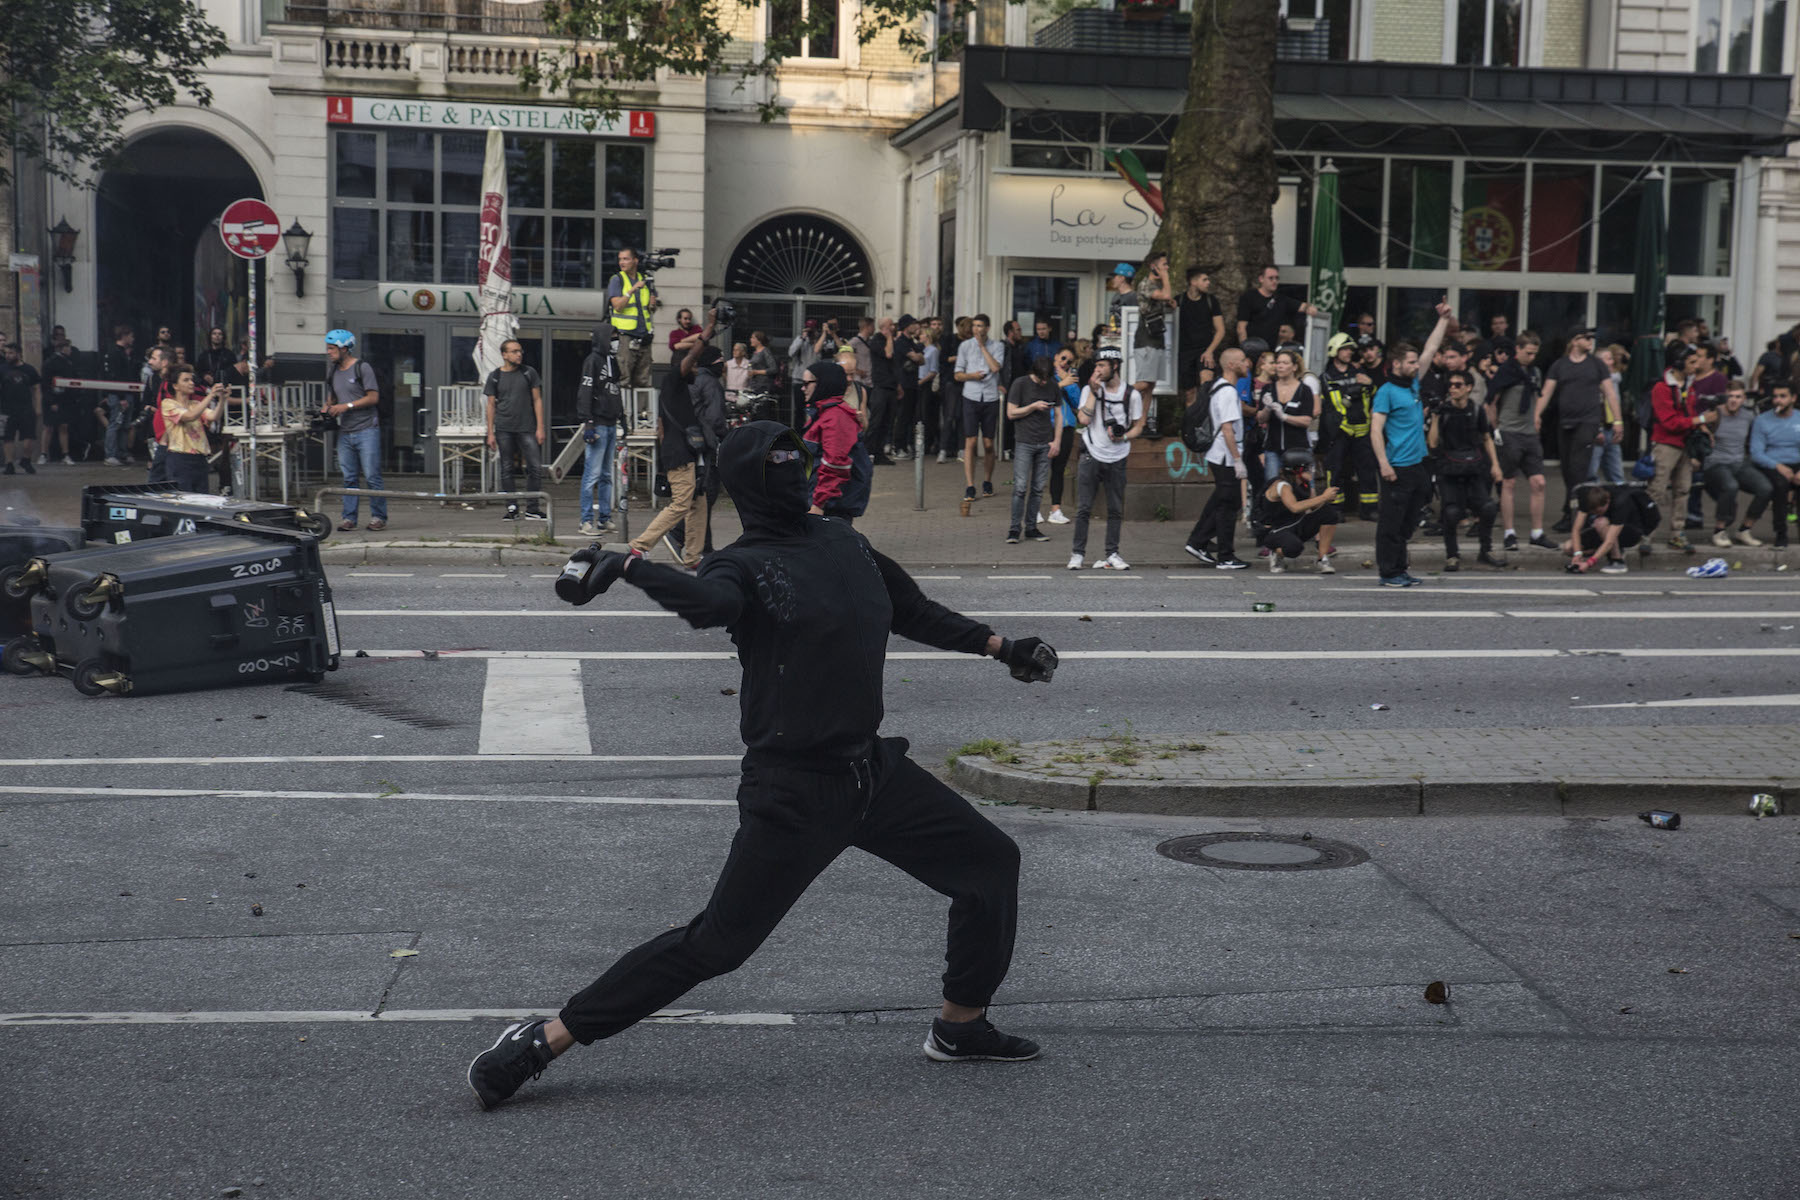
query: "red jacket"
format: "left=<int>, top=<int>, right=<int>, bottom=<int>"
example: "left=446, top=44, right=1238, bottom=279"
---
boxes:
left=804, top=398, right=861, bottom=509
left=1650, top=373, right=1700, bottom=449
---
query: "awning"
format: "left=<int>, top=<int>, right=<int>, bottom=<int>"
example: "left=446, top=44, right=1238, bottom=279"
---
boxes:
left=984, top=80, right=1183, bottom=116
left=988, top=81, right=1796, bottom=142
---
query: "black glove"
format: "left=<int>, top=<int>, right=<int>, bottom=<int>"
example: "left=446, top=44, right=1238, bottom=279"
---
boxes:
left=554, top=544, right=630, bottom=605
left=997, top=636, right=1058, bottom=684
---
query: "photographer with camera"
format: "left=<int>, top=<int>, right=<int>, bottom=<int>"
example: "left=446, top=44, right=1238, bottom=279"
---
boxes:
left=575, top=325, right=624, bottom=538
left=469, top=420, right=1056, bottom=1111
left=159, top=365, right=228, bottom=493
left=607, top=248, right=661, bottom=390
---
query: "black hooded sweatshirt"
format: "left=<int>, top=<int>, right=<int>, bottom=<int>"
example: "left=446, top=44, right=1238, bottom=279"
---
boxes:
left=626, top=420, right=994, bottom=765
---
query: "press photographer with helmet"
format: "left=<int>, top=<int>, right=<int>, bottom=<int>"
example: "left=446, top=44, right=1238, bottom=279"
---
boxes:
left=469, top=420, right=1059, bottom=1110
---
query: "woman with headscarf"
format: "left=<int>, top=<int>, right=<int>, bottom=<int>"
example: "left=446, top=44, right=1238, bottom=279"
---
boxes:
left=802, top=360, right=871, bottom=522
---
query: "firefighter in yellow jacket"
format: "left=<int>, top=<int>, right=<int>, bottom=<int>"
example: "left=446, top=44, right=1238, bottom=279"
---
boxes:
left=1319, top=332, right=1379, bottom=519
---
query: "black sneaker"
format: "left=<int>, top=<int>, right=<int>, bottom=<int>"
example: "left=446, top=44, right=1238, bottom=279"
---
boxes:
left=1528, top=533, right=1557, bottom=551
left=1, top=463, right=12, bottom=475
left=1477, top=550, right=1508, bottom=569
left=524, top=510, right=548, bottom=522
left=981, top=481, right=994, bottom=499
left=1443, top=556, right=1460, bottom=572
left=963, top=486, right=977, bottom=501
left=468, top=1020, right=555, bottom=1110
left=1503, top=532, right=1519, bottom=552
left=1184, top=544, right=1216, bottom=566
left=1214, top=557, right=1249, bottom=570
left=502, top=505, right=519, bottom=521
left=20, top=460, right=34, bottom=475
left=1551, top=515, right=1573, bottom=534
left=1024, top=529, right=1050, bottom=542
left=923, top=1016, right=1040, bottom=1063
left=1005, top=531, right=1021, bottom=544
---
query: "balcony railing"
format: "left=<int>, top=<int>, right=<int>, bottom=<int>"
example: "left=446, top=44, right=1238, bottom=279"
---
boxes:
left=286, top=1, right=550, bottom=37
left=1031, top=9, right=1335, bottom=61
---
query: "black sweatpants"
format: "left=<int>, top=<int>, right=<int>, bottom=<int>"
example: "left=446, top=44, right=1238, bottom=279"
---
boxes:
left=1557, top=420, right=1600, bottom=512
left=1375, top=461, right=1433, bottom=578
left=1437, top=472, right=1497, bottom=558
left=1046, top=425, right=1079, bottom=507
left=558, top=737, right=1020, bottom=1044
left=1186, top=459, right=1241, bottom=560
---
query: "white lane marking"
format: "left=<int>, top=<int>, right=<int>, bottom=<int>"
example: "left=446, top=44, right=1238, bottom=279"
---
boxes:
left=1076, top=574, right=1144, bottom=580
left=0, top=754, right=738, bottom=766
left=912, top=575, right=961, bottom=579
left=346, top=572, right=415, bottom=578
left=0, top=1009, right=793, bottom=1028
left=530, top=574, right=559, bottom=578
left=987, top=574, right=1051, bottom=580
left=440, top=573, right=506, bottom=578
left=337, top=609, right=675, bottom=617
left=355, top=647, right=1800, bottom=662
left=1502, top=610, right=1800, bottom=619
left=0, top=785, right=730, bottom=807
left=1575, top=693, right=1800, bottom=709
left=478, top=660, right=591, bottom=755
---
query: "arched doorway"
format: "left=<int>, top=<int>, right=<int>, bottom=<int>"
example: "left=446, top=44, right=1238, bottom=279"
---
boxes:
left=96, top=129, right=263, bottom=360
left=724, top=214, right=874, bottom=349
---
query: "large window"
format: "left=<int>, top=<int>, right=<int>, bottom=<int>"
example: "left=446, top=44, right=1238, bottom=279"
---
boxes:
left=1695, top=0, right=1790, bottom=73
left=768, top=0, right=839, bottom=58
left=329, top=129, right=651, bottom=285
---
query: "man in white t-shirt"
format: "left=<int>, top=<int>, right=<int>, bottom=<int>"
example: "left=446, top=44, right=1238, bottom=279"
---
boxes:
left=1184, top=347, right=1251, bottom=569
left=1067, top=347, right=1144, bottom=571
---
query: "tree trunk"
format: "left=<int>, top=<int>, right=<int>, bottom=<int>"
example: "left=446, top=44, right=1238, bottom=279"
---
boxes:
left=1152, top=0, right=1277, bottom=314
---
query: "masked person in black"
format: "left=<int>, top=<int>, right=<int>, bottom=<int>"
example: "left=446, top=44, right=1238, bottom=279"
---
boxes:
left=468, top=421, right=1058, bottom=1110
left=1427, top=369, right=1506, bottom=571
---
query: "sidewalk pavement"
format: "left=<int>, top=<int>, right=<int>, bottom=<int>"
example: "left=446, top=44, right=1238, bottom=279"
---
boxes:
left=947, top=725, right=1798, bottom=817
left=4, top=452, right=1796, bottom=571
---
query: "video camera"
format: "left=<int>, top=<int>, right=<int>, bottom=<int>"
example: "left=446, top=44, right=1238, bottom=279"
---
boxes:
left=641, top=247, right=681, bottom=273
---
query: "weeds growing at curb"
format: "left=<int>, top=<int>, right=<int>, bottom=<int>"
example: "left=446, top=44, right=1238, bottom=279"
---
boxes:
left=949, top=738, right=1021, bottom=768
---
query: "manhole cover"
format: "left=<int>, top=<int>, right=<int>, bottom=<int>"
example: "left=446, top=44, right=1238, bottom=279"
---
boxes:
left=1156, top=833, right=1369, bottom=872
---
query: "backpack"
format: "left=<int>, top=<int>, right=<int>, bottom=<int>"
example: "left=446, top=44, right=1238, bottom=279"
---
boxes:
left=1182, top=379, right=1233, bottom=453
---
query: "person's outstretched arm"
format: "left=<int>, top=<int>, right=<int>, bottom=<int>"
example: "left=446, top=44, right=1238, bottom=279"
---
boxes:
left=564, top=548, right=746, bottom=628
left=870, top=546, right=992, bottom=653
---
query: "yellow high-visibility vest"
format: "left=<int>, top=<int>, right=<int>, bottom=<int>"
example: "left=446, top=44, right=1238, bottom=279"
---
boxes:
left=610, top=271, right=653, bottom=339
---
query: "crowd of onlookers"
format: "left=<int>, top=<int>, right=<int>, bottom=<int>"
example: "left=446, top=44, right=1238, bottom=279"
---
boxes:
left=0, top=322, right=256, bottom=492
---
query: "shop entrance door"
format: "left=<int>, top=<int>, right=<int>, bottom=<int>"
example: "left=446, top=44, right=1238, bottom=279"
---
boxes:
left=360, top=329, right=427, bottom=472
left=1010, top=274, right=1082, bottom=347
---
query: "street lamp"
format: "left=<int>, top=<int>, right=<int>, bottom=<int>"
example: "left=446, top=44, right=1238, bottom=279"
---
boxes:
left=48, top=218, right=79, bottom=293
left=283, top=220, right=313, bottom=298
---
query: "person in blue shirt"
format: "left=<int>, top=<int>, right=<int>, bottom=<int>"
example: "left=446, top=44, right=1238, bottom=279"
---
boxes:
left=1749, top=381, right=1800, bottom=548
left=1045, top=347, right=1083, bottom=523
left=1371, top=299, right=1453, bottom=587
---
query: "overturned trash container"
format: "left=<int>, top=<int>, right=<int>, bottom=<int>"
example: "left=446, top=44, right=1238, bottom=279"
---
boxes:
left=4, top=524, right=340, bottom=697
left=1, top=520, right=84, bottom=640
left=81, top=484, right=331, bottom=545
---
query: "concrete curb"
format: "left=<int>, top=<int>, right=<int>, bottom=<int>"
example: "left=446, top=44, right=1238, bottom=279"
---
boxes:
left=321, top=539, right=573, bottom=567
left=947, top=757, right=1790, bottom=818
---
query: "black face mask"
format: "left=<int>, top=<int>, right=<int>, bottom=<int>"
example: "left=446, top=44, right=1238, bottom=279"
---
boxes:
left=719, top=421, right=812, bottom=535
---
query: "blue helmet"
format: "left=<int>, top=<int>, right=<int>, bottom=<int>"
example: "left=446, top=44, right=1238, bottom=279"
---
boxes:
left=324, top=329, right=356, bottom=348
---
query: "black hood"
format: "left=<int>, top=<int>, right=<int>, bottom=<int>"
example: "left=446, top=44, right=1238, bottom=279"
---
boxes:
left=808, top=360, right=847, bottom=403
left=719, top=420, right=811, bottom=536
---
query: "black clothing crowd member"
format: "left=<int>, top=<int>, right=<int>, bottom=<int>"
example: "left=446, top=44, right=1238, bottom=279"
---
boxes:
left=1427, top=369, right=1506, bottom=571
left=1259, top=451, right=1340, bottom=574
left=1562, top=482, right=1654, bottom=574
left=468, top=421, right=1058, bottom=1111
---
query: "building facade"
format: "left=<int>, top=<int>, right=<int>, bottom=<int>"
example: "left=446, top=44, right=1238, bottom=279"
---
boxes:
left=8, top=0, right=1800, bottom=457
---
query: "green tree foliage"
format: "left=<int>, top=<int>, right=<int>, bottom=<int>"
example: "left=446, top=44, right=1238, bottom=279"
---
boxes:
left=0, top=0, right=229, bottom=186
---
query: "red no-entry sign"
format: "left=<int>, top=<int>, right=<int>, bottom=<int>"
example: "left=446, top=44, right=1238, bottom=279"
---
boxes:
left=220, top=198, right=281, bottom=260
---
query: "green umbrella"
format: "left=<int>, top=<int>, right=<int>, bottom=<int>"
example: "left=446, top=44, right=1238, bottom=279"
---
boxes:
left=1309, top=161, right=1345, bottom=333
left=1622, top=170, right=1667, bottom=423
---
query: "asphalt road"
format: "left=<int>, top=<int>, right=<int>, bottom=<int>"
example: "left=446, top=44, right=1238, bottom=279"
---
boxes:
left=3, top=567, right=1798, bottom=1198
